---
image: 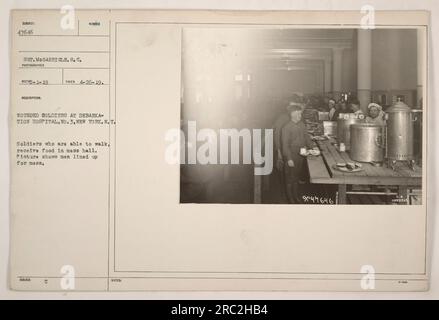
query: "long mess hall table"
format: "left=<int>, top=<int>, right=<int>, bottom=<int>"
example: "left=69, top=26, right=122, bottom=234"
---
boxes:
left=306, top=137, right=422, bottom=204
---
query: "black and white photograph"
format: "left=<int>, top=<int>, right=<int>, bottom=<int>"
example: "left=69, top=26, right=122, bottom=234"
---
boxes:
left=180, top=27, right=424, bottom=205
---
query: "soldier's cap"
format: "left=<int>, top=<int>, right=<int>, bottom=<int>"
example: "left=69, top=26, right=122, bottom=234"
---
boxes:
left=286, top=102, right=303, bottom=113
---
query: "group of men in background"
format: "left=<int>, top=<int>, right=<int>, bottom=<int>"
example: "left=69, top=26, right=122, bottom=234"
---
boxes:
left=272, top=93, right=387, bottom=204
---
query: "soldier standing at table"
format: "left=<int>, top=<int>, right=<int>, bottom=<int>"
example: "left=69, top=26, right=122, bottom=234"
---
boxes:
left=281, top=104, right=314, bottom=204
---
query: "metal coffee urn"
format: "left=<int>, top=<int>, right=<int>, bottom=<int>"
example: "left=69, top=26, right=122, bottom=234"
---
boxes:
left=385, top=99, right=416, bottom=170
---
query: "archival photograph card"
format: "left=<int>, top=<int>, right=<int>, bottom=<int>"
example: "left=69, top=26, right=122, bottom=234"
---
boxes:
left=9, top=9, right=429, bottom=291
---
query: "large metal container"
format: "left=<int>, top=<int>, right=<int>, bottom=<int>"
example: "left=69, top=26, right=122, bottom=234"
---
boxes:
left=386, top=100, right=414, bottom=161
left=318, top=112, right=330, bottom=121
left=337, top=114, right=365, bottom=150
left=350, top=124, right=385, bottom=162
left=412, top=109, right=422, bottom=164
left=323, top=121, right=337, bottom=136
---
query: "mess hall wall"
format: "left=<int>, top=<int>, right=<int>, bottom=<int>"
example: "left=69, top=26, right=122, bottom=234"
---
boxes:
left=371, top=29, right=418, bottom=107
left=181, top=28, right=419, bottom=129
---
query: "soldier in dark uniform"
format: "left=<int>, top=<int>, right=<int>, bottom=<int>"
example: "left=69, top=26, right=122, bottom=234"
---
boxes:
left=272, top=103, right=296, bottom=201
left=281, top=104, right=314, bottom=204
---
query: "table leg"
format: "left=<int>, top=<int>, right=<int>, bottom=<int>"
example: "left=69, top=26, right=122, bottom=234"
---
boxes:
left=398, top=186, right=408, bottom=205
left=254, top=174, right=262, bottom=204
left=263, top=173, right=270, bottom=193
left=338, top=184, right=347, bottom=204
